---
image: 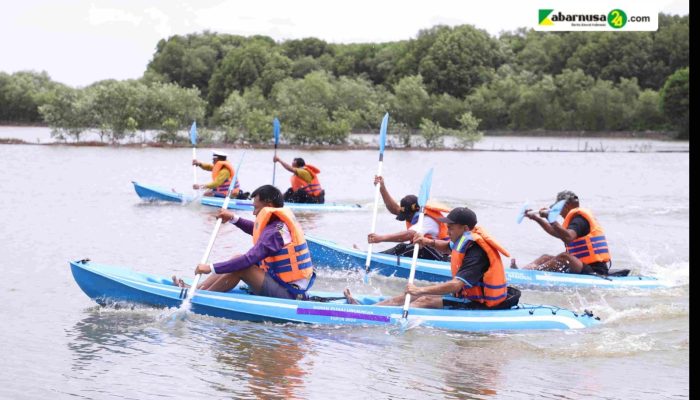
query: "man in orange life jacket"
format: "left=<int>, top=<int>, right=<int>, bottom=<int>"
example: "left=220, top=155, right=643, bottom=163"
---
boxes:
left=192, top=150, right=248, bottom=199
left=172, top=185, right=316, bottom=299
left=369, top=176, right=450, bottom=261
left=273, top=155, right=325, bottom=204
left=345, top=207, right=519, bottom=309
left=514, top=190, right=611, bottom=275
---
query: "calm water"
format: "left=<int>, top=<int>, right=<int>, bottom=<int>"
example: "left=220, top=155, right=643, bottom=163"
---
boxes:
left=0, top=131, right=689, bottom=399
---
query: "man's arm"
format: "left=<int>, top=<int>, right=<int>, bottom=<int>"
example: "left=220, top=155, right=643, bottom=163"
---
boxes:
left=274, top=156, right=296, bottom=173
left=212, top=225, right=283, bottom=274
left=375, top=176, right=401, bottom=215
left=414, top=236, right=451, bottom=253
left=525, top=209, right=576, bottom=242
left=369, top=230, right=415, bottom=243
left=193, top=161, right=214, bottom=171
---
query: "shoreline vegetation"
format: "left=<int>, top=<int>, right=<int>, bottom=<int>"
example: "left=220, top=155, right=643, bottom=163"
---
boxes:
left=0, top=128, right=686, bottom=153
left=0, top=15, right=689, bottom=145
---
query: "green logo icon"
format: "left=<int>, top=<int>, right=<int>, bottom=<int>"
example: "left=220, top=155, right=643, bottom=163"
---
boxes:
left=608, top=9, right=627, bottom=28
left=539, top=9, right=554, bottom=26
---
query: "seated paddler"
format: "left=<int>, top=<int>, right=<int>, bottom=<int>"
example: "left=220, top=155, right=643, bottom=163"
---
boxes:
left=369, top=175, right=450, bottom=261
left=346, top=207, right=520, bottom=310
left=172, top=185, right=315, bottom=300
left=192, top=150, right=248, bottom=199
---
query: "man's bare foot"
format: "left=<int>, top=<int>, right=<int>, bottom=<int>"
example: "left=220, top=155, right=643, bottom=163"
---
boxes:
left=510, top=259, right=518, bottom=269
left=343, top=288, right=360, bottom=305
left=171, top=275, right=190, bottom=288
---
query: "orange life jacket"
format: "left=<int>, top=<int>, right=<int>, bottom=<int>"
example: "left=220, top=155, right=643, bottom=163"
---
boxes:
left=212, top=160, right=240, bottom=197
left=252, top=207, right=314, bottom=286
left=405, top=203, right=450, bottom=240
left=450, top=226, right=510, bottom=308
left=290, top=165, right=322, bottom=197
left=562, top=207, right=611, bottom=264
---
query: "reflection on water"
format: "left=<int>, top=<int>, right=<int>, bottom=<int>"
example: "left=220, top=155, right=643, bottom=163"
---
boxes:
left=214, top=328, right=309, bottom=399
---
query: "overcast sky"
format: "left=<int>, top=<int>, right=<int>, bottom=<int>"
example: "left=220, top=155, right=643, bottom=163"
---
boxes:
left=1, top=0, right=689, bottom=87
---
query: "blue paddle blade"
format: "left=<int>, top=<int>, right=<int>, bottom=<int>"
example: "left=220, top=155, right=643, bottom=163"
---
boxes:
left=417, top=168, right=434, bottom=208
left=189, top=121, right=197, bottom=146
left=379, top=113, right=388, bottom=154
left=548, top=199, right=566, bottom=223
left=516, top=202, right=529, bottom=224
left=273, top=118, right=280, bottom=145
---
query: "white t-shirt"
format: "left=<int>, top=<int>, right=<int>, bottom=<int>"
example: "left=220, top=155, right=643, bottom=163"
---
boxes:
left=409, top=214, right=440, bottom=238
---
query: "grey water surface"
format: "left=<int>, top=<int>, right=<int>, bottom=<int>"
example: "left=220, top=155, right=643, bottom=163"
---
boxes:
left=0, top=131, right=688, bottom=399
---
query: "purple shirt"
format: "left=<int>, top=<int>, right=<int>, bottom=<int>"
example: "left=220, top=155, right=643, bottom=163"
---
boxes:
left=211, top=216, right=285, bottom=274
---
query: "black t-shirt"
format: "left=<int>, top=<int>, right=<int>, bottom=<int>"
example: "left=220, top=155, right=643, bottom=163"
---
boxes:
left=455, top=242, right=490, bottom=286
left=567, top=215, right=590, bottom=238
left=566, top=215, right=608, bottom=273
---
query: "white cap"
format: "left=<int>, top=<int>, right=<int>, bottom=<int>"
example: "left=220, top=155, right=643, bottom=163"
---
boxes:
left=212, top=150, right=228, bottom=159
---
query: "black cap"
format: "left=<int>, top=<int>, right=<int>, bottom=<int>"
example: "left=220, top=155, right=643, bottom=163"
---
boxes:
left=396, top=195, right=418, bottom=221
left=437, top=207, right=477, bottom=229
left=552, top=190, right=578, bottom=207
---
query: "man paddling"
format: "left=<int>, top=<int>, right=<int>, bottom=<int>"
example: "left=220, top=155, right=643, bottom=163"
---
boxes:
left=192, top=150, right=249, bottom=199
left=368, top=176, right=450, bottom=261
left=346, top=207, right=519, bottom=310
left=273, top=155, right=325, bottom=204
left=512, top=190, right=612, bottom=275
left=172, top=185, right=316, bottom=299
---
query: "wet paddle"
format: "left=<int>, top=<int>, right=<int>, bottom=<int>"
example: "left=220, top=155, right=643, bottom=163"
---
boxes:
left=516, top=202, right=530, bottom=224
left=399, top=168, right=434, bottom=329
left=548, top=199, right=566, bottom=223
left=272, top=118, right=280, bottom=186
left=364, top=113, right=389, bottom=283
left=516, top=200, right=565, bottom=224
left=183, top=151, right=246, bottom=304
left=190, top=121, right=198, bottom=190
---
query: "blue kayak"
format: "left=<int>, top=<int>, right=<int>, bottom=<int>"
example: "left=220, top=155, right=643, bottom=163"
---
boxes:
left=306, top=236, right=669, bottom=290
left=69, top=260, right=599, bottom=332
left=132, top=181, right=191, bottom=203
left=132, top=181, right=363, bottom=212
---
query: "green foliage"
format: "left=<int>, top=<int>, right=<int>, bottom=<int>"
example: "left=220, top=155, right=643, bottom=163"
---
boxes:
left=6, top=16, right=688, bottom=142
left=157, top=117, right=181, bottom=144
left=391, top=75, right=429, bottom=127
left=38, top=85, right=91, bottom=142
left=390, top=121, right=413, bottom=148
left=419, top=118, right=446, bottom=148
left=453, top=112, right=483, bottom=149
left=207, top=41, right=291, bottom=108
left=0, top=71, right=62, bottom=123
left=419, top=25, right=504, bottom=98
left=660, top=67, right=689, bottom=139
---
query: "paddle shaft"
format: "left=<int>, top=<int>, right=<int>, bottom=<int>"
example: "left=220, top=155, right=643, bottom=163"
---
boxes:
left=272, top=145, right=278, bottom=186
left=185, top=153, right=245, bottom=301
left=401, top=211, right=425, bottom=319
left=192, top=147, right=197, bottom=186
left=364, top=160, right=384, bottom=271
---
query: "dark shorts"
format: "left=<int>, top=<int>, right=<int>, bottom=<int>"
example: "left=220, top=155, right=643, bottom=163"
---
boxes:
left=380, top=243, right=450, bottom=262
left=252, top=273, right=296, bottom=300
left=582, top=261, right=611, bottom=275
left=442, top=287, right=521, bottom=310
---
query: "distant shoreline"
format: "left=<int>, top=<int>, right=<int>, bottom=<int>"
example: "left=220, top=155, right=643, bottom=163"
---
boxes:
left=0, top=137, right=688, bottom=153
